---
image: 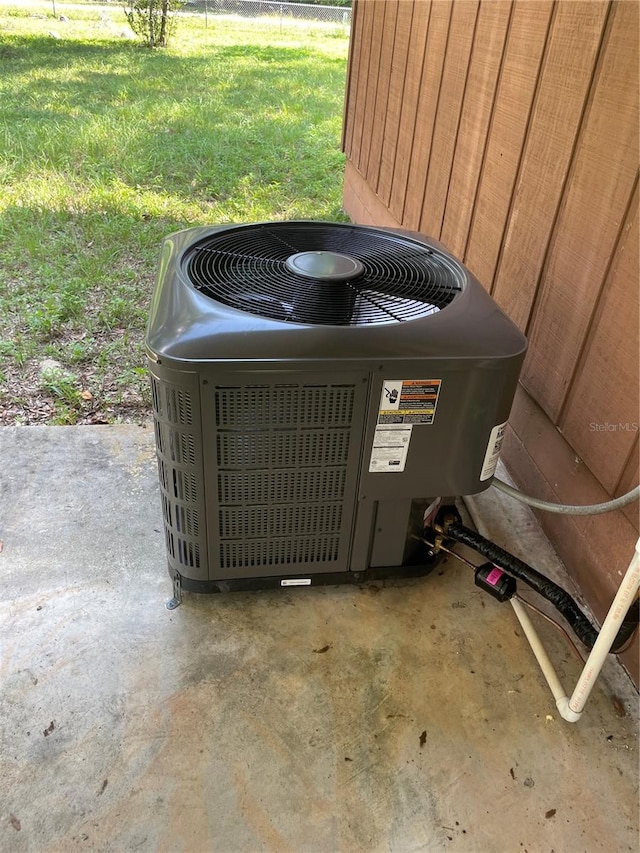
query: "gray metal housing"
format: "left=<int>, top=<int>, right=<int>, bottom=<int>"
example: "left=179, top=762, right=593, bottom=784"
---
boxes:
left=146, top=223, right=527, bottom=586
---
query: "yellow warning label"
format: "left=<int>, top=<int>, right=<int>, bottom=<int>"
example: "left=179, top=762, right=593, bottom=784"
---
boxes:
left=378, top=379, right=441, bottom=425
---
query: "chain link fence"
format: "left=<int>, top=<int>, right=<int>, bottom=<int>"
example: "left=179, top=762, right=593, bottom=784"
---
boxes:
left=182, top=0, right=352, bottom=26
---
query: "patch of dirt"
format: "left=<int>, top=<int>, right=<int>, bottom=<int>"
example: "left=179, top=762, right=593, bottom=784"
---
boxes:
left=0, top=343, right=150, bottom=426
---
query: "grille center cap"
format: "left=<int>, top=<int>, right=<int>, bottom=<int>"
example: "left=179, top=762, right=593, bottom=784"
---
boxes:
left=285, top=251, right=364, bottom=281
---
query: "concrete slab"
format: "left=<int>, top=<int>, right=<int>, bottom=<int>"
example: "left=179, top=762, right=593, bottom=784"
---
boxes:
left=1, top=425, right=637, bottom=852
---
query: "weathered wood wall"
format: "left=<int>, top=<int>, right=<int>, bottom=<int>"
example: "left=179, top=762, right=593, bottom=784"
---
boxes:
left=342, top=0, right=639, bottom=681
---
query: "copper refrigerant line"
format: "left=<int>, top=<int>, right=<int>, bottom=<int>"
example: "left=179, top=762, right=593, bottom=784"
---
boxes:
left=423, top=513, right=640, bottom=722
left=422, top=536, right=585, bottom=664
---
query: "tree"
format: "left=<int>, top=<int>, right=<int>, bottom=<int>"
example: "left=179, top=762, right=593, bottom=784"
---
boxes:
left=123, top=0, right=183, bottom=48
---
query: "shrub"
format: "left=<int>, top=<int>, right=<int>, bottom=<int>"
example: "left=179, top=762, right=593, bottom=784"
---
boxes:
left=123, top=0, right=183, bottom=48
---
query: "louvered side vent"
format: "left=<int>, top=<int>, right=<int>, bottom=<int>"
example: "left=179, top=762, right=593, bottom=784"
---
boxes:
left=215, top=383, right=355, bottom=571
left=151, top=376, right=203, bottom=571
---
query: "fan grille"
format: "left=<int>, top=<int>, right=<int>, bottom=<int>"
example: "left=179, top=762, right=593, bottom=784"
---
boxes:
left=183, top=222, right=464, bottom=326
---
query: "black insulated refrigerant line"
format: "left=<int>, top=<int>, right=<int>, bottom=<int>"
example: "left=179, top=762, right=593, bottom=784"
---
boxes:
left=444, top=521, right=639, bottom=653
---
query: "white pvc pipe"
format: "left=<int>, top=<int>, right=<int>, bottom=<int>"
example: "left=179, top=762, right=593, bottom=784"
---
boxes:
left=461, top=493, right=640, bottom=721
left=564, top=538, right=640, bottom=717
left=510, top=597, right=572, bottom=709
left=511, top=539, right=640, bottom=722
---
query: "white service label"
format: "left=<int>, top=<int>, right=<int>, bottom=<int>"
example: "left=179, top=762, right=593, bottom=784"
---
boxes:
left=480, top=421, right=507, bottom=481
left=281, top=578, right=312, bottom=586
left=369, top=424, right=412, bottom=473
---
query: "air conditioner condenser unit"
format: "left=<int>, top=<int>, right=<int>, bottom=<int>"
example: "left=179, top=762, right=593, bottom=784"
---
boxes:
left=146, top=221, right=527, bottom=598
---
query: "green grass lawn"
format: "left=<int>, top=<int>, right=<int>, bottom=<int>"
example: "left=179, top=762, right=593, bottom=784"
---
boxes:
left=0, top=2, right=350, bottom=424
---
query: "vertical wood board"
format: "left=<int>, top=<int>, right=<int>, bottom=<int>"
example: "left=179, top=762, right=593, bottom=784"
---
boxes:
left=389, top=0, right=432, bottom=222
left=343, top=160, right=404, bottom=228
left=377, top=0, right=415, bottom=205
left=341, top=0, right=364, bottom=159
left=522, top=0, right=639, bottom=420
left=559, top=182, right=639, bottom=493
left=439, top=0, right=511, bottom=257
left=349, top=0, right=377, bottom=174
left=463, top=0, right=553, bottom=288
left=491, top=1, right=609, bottom=331
left=419, top=0, right=479, bottom=239
left=402, top=0, right=453, bottom=231
left=366, top=0, right=400, bottom=192
left=357, top=1, right=388, bottom=179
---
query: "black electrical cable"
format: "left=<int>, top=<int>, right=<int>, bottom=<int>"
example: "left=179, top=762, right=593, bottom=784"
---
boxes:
left=444, top=521, right=639, bottom=653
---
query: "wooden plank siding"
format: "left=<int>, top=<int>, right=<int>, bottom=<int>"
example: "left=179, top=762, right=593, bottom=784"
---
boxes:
left=439, top=0, right=512, bottom=258
left=340, top=0, right=362, bottom=160
left=344, top=0, right=375, bottom=170
left=418, top=0, right=480, bottom=238
left=402, top=0, right=453, bottom=229
left=491, top=0, right=609, bottom=330
left=355, top=1, right=387, bottom=177
left=388, top=0, right=432, bottom=221
left=560, top=178, right=639, bottom=494
left=463, top=0, right=553, bottom=289
left=522, top=1, right=639, bottom=420
left=342, top=0, right=639, bottom=682
left=377, top=0, right=414, bottom=204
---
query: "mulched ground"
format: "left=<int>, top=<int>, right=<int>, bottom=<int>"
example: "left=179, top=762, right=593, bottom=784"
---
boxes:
left=0, top=359, right=150, bottom=426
